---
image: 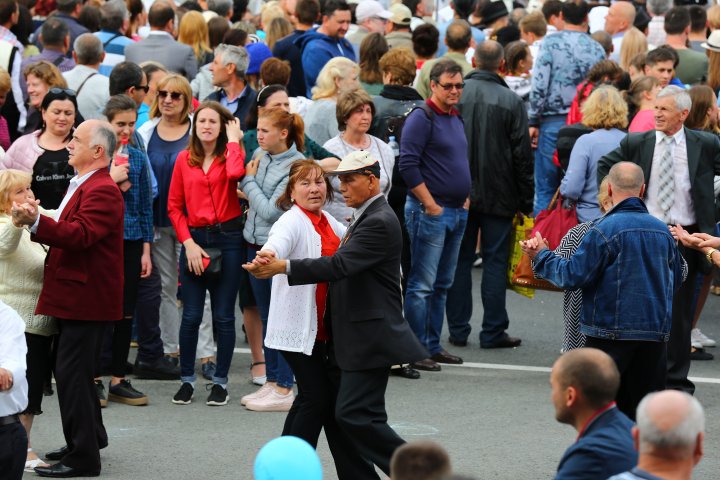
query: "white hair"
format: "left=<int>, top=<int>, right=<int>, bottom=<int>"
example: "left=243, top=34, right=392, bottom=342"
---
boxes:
left=89, top=121, right=117, bottom=162
left=215, top=44, right=249, bottom=78
left=636, top=391, right=705, bottom=455
left=657, top=85, right=692, bottom=112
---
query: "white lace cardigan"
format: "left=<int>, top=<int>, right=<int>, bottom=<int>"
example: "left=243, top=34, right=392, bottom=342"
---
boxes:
left=262, top=205, right=346, bottom=355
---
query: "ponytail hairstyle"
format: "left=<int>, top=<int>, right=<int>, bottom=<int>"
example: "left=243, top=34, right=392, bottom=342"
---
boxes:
left=258, top=107, right=305, bottom=153
left=504, top=40, right=530, bottom=76
left=187, top=101, right=236, bottom=167
left=576, top=60, right=624, bottom=108
left=624, top=75, right=659, bottom=120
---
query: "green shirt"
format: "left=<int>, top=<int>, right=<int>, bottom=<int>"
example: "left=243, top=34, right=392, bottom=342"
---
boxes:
left=675, top=48, right=708, bottom=86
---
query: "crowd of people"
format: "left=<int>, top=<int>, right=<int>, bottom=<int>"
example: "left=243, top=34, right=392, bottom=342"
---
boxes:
left=0, top=0, right=718, bottom=478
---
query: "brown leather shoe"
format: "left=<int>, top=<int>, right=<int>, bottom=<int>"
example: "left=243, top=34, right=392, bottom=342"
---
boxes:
left=410, top=358, right=442, bottom=371
left=431, top=349, right=463, bottom=364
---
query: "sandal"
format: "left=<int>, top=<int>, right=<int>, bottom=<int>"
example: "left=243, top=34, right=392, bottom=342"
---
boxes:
left=25, top=449, right=50, bottom=473
left=250, top=361, right=266, bottom=386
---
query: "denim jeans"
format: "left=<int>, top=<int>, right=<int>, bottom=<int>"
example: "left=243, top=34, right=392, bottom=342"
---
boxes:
left=247, top=246, right=295, bottom=389
left=404, top=195, right=468, bottom=355
left=446, top=211, right=513, bottom=345
left=178, top=228, right=243, bottom=385
left=534, top=116, right=565, bottom=215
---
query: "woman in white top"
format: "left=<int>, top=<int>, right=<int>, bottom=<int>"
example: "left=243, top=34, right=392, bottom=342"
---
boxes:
left=323, top=88, right=394, bottom=225
left=0, top=169, right=55, bottom=472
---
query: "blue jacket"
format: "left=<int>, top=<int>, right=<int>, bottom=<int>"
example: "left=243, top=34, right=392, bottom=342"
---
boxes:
left=556, top=405, right=637, bottom=480
left=533, top=197, right=683, bottom=341
left=296, top=27, right=356, bottom=98
left=273, top=29, right=307, bottom=98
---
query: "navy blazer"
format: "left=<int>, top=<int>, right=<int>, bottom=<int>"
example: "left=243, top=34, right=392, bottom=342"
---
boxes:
left=556, top=406, right=638, bottom=480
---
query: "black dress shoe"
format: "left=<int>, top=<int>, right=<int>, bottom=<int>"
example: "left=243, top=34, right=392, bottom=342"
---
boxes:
left=448, top=338, right=468, bottom=347
left=45, top=446, right=69, bottom=461
left=481, top=335, right=522, bottom=349
left=134, top=357, right=180, bottom=380
left=410, top=358, right=442, bottom=371
left=431, top=349, right=463, bottom=364
left=35, top=463, right=100, bottom=477
left=390, top=365, right=421, bottom=379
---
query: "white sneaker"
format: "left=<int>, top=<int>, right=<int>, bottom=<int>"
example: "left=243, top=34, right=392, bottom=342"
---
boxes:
left=240, top=383, right=274, bottom=406
left=692, top=328, right=716, bottom=347
left=245, top=389, right=295, bottom=412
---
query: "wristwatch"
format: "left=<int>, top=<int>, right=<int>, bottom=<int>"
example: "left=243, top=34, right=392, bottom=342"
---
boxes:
left=705, top=248, right=719, bottom=264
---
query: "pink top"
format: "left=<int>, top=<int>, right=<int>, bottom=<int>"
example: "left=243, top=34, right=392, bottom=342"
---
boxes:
left=629, top=110, right=655, bottom=133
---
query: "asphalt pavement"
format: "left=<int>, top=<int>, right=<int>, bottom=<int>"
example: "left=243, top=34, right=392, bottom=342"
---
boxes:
left=23, top=269, right=720, bottom=479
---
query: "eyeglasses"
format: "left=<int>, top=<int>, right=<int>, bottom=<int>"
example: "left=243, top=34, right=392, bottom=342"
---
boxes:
left=48, top=87, right=76, bottom=97
left=158, top=90, right=183, bottom=101
left=435, top=82, right=465, bottom=91
left=135, top=85, right=149, bottom=93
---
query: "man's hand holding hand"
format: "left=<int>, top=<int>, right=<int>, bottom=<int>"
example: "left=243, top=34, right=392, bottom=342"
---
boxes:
left=243, top=255, right=286, bottom=279
left=12, top=198, right=40, bottom=227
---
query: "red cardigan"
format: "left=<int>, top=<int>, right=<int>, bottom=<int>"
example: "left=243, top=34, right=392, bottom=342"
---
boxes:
left=168, top=142, right=246, bottom=243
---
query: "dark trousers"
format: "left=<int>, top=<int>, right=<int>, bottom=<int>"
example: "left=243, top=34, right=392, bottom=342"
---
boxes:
left=585, top=337, right=667, bottom=420
left=55, top=319, right=109, bottom=472
left=0, top=421, right=26, bottom=480
left=133, top=253, right=163, bottom=364
left=282, top=342, right=377, bottom=480
left=335, top=358, right=405, bottom=476
left=667, top=245, right=701, bottom=394
left=25, top=332, right=53, bottom=415
left=446, top=211, right=513, bottom=344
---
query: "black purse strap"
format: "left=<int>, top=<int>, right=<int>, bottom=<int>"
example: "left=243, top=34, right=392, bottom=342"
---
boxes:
left=75, top=72, right=98, bottom=97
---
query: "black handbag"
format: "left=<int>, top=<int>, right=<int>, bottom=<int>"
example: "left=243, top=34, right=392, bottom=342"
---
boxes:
left=202, top=247, right=222, bottom=278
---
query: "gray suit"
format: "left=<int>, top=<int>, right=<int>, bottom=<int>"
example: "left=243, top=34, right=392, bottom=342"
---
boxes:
left=124, top=32, right=198, bottom=80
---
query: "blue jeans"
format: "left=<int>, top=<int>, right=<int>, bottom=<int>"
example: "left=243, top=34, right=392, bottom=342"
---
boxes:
left=178, top=228, right=243, bottom=385
left=404, top=196, right=468, bottom=355
left=446, top=211, right=513, bottom=345
left=534, top=116, right=565, bottom=215
left=247, top=246, right=294, bottom=389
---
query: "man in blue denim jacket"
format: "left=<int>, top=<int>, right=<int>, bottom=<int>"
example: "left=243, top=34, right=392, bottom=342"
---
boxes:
left=523, top=162, right=684, bottom=420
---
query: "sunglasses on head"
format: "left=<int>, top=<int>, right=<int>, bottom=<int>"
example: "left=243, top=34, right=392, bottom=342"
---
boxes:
left=48, top=87, right=76, bottom=97
left=158, top=90, right=182, bottom=100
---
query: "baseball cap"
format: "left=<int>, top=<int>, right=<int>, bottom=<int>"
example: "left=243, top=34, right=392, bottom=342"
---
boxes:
left=327, top=151, right=381, bottom=178
left=389, top=3, right=412, bottom=26
left=355, top=0, right=393, bottom=23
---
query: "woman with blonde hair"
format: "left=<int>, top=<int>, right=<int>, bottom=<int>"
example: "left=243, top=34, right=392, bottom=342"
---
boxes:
left=265, top=16, right=293, bottom=52
left=702, top=35, right=720, bottom=96
left=304, top=57, right=360, bottom=146
left=627, top=76, right=661, bottom=132
left=0, top=169, right=56, bottom=471
left=137, top=74, right=193, bottom=364
left=619, top=27, right=648, bottom=72
left=560, top=86, right=628, bottom=222
left=178, top=11, right=213, bottom=68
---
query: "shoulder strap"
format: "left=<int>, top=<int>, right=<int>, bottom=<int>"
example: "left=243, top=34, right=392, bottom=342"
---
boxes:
left=52, top=55, right=64, bottom=66
left=409, top=103, right=434, bottom=138
left=103, top=33, right=123, bottom=48
left=75, top=72, right=98, bottom=96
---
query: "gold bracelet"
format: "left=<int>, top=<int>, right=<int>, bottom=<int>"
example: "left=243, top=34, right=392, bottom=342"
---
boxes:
left=706, top=249, right=718, bottom=264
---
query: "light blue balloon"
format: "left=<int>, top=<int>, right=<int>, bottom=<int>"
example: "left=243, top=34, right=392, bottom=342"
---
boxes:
left=254, top=436, right=323, bottom=480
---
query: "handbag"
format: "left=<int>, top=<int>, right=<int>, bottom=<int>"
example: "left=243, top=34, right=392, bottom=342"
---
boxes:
left=202, top=247, right=222, bottom=279
left=507, top=214, right=537, bottom=299
left=509, top=214, right=561, bottom=293
left=531, top=188, right=578, bottom=250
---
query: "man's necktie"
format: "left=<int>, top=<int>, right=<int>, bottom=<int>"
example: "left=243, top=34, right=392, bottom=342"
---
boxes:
left=657, top=135, right=675, bottom=224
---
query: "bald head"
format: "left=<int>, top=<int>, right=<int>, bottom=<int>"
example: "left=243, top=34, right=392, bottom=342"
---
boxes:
left=636, top=390, right=705, bottom=458
left=553, top=348, right=620, bottom=409
left=474, top=40, right=504, bottom=72
left=608, top=162, right=644, bottom=198
left=446, top=19, right=472, bottom=52
left=605, top=1, right=636, bottom=34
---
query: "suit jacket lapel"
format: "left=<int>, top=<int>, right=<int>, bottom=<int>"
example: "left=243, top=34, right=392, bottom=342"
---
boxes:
left=684, top=128, right=701, bottom=185
left=640, top=131, right=656, bottom=186
left=340, top=197, right=385, bottom=247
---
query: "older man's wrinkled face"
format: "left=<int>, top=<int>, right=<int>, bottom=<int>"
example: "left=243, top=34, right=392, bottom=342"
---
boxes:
left=654, top=95, right=688, bottom=136
left=67, top=122, right=97, bottom=170
left=209, top=53, right=232, bottom=87
left=338, top=173, right=374, bottom=208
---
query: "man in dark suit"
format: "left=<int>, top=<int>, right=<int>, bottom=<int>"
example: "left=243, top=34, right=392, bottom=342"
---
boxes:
left=12, top=119, right=124, bottom=478
left=598, top=85, right=720, bottom=395
left=245, top=151, right=427, bottom=477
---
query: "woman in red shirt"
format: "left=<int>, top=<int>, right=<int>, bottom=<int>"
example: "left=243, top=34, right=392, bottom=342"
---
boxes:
left=167, top=101, right=245, bottom=407
left=248, top=160, right=356, bottom=472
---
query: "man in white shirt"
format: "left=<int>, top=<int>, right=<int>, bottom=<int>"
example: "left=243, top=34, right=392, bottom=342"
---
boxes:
left=0, top=300, right=28, bottom=480
left=604, top=1, right=636, bottom=62
left=63, top=33, right=109, bottom=120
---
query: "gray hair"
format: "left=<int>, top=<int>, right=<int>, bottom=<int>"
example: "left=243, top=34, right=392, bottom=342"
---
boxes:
left=636, top=391, right=705, bottom=455
left=208, top=0, right=232, bottom=17
left=89, top=121, right=117, bottom=162
left=474, top=40, right=504, bottom=72
left=657, top=85, right=692, bottom=112
left=647, top=0, right=673, bottom=16
left=100, top=0, right=128, bottom=32
left=608, top=162, right=644, bottom=193
left=215, top=44, right=249, bottom=78
left=73, top=33, right=104, bottom=65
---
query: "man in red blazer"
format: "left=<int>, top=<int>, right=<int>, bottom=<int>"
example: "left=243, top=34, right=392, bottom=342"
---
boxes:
left=12, top=119, right=124, bottom=478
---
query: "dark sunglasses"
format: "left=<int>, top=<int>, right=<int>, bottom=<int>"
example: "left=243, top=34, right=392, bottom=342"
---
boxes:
left=48, top=87, right=76, bottom=97
left=135, top=85, right=149, bottom=93
left=158, top=90, right=182, bottom=100
left=436, top=82, right=465, bottom=91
